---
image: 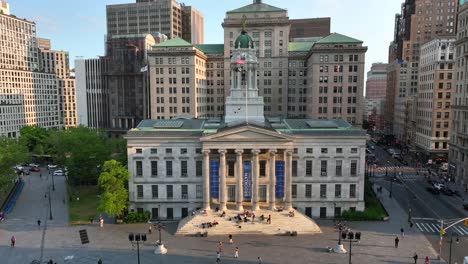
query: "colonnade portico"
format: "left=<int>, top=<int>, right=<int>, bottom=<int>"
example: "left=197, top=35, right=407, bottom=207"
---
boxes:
left=202, top=148, right=293, bottom=212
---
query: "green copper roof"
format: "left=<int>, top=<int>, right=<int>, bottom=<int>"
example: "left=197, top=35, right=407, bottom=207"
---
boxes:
left=235, top=31, right=254, bottom=49
left=288, top=42, right=315, bottom=52
left=154, top=37, right=192, bottom=47
left=316, top=33, right=363, bottom=44
left=195, top=44, right=224, bottom=54
left=227, top=2, right=286, bottom=13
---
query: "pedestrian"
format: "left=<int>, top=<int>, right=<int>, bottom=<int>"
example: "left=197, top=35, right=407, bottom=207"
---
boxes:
left=413, top=253, right=418, bottom=264
left=10, top=236, right=15, bottom=247
left=218, top=241, right=223, bottom=253
left=228, top=234, right=233, bottom=244
left=47, top=259, right=53, bottom=264
left=148, top=225, right=152, bottom=234
left=252, top=213, right=255, bottom=223
left=394, top=236, right=399, bottom=248
left=257, top=256, right=262, bottom=264
left=234, top=247, right=239, bottom=258
left=216, top=251, right=221, bottom=263
left=267, top=215, right=271, bottom=224
left=40, top=173, right=42, bottom=178
left=37, top=219, right=41, bottom=226
left=98, top=258, right=103, bottom=264
left=99, top=216, right=104, bottom=228
left=425, top=256, right=430, bottom=264
left=400, top=227, right=405, bottom=237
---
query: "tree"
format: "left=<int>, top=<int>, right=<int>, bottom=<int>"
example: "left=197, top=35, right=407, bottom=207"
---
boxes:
left=0, top=137, right=28, bottom=174
left=50, top=126, right=110, bottom=185
left=19, top=125, right=49, bottom=154
left=98, top=160, right=130, bottom=217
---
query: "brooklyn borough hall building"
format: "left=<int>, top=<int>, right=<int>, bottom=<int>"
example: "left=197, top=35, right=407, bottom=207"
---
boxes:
left=125, top=0, right=367, bottom=220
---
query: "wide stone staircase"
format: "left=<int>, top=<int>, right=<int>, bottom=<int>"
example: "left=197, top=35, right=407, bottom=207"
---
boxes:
left=176, top=208, right=322, bottom=236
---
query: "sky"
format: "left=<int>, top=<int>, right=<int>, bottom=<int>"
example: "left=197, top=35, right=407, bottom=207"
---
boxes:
left=12, top=0, right=402, bottom=75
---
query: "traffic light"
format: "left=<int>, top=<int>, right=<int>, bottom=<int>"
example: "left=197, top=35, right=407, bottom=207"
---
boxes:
left=441, top=229, right=446, bottom=236
left=464, top=219, right=468, bottom=226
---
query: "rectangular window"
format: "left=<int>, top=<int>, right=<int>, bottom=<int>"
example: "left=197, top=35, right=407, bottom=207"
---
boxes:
left=320, top=184, right=327, bottom=198
left=321, top=160, right=327, bottom=176
left=180, top=148, right=187, bottom=154
left=150, top=148, right=157, bottom=154
left=350, top=184, right=356, bottom=198
left=166, top=161, right=173, bottom=177
left=196, top=148, right=202, bottom=154
left=228, top=161, right=235, bottom=177
left=305, top=184, right=312, bottom=198
left=181, top=160, right=188, bottom=177
left=151, top=185, right=158, bottom=198
left=351, top=148, right=358, bottom=154
left=292, top=184, right=297, bottom=198
left=166, top=148, right=172, bottom=154
left=292, top=160, right=298, bottom=177
left=335, top=184, right=341, bottom=198
left=181, top=185, right=188, bottom=199
left=136, top=161, right=143, bottom=177
left=306, top=148, right=313, bottom=154
left=321, top=148, right=328, bottom=154
left=166, top=185, right=173, bottom=199
left=151, top=161, right=158, bottom=177
left=196, top=184, right=202, bottom=199
left=335, top=160, right=342, bottom=176
left=137, top=185, right=143, bottom=198
left=196, top=160, right=203, bottom=177
left=260, top=160, right=266, bottom=177
left=136, top=148, right=142, bottom=154
left=306, top=160, right=312, bottom=176
left=350, top=160, right=357, bottom=176
left=336, top=148, right=343, bottom=154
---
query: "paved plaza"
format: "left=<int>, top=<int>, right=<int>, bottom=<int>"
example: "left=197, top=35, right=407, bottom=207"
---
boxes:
left=0, top=169, right=446, bottom=264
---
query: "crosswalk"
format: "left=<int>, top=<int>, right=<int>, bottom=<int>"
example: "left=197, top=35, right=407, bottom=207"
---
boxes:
left=414, top=220, right=468, bottom=236
left=373, top=166, right=419, bottom=173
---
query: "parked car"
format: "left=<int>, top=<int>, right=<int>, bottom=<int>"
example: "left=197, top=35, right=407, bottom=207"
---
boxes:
left=29, top=166, right=40, bottom=172
left=47, top=164, right=58, bottom=170
left=28, top=163, right=39, bottom=167
left=426, top=186, right=440, bottom=194
left=388, top=149, right=395, bottom=155
left=14, top=165, right=24, bottom=171
left=53, top=170, right=64, bottom=176
left=433, top=183, right=445, bottom=190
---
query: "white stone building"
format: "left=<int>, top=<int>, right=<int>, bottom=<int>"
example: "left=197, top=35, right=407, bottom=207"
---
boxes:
left=126, top=28, right=366, bottom=220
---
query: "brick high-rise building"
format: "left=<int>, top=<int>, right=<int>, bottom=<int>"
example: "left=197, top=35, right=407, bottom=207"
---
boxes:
left=106, top=0, right=204, bottom=44
left=415, top=37, right=455, bottom=161
left=385, top=0, right=457, bottom=145
left=365, top=63, right=387, bottom=132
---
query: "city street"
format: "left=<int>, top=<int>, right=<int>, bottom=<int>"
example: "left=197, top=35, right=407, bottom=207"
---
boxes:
left=369, top=141, right=468, bottom=264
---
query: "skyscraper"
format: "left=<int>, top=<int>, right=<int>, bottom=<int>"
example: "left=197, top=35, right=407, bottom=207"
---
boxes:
left=0, top=1, right=63, bottom=137
left=106, top=0, right=204, bottom=44
left=365, top=63, right=388, bottom=132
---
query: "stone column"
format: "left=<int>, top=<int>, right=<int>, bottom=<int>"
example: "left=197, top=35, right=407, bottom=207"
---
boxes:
left=268, top=149, right=276, bottom=210
left=285, top=150, right=293, bottom=210
left=203, top=150, right=211, bottom=211
left=252, top=149, right=261, bottom=211
left=219, top=149, right=227, bottom=211
left=235, top=149, right=244, bottom=211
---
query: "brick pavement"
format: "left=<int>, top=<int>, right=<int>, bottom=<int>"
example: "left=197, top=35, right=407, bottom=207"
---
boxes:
left=0, top=167, right=446, bottom=264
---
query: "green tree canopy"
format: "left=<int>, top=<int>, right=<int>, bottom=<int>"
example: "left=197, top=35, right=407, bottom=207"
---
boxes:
left=19, top=125, right=49, bottom=154
left=98, top=160, right=130, bottom=217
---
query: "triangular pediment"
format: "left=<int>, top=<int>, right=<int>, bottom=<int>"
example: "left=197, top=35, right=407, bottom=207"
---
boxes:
left=202, top=125, right=293, bottom=142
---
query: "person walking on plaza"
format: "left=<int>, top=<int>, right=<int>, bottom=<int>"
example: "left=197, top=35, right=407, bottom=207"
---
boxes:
left=267, top=215, right=271, bottom=224
left=413, top=253, right=418, bottom=264
left=10, top=236, right=15, bottom=247
left=394, top=236, right=399, bottom=248
left=257, top=256, right=262, bottom=264
left=400, top=227, right=405, bottom=237
left=148, top=225, right=152, bottom=234
left=98, top=258, right=103, bottom=264
left=228, top=234, right=233, bottom=244
left=99, top=216, right=104, bottom=228
left=218, top=241, right=223, bottom=253
left=37, top=219, right=41, bottom=226
left=216, top=251, right=221, bottom=263
left=40, top=173, right=42, bottom=178
left=425, top=256, right=430, bottom=264
left=234, top=247, right=239, bottom=258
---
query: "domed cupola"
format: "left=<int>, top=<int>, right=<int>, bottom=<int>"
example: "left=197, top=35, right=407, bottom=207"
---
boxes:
left=234, top=30, right=254, bottom=49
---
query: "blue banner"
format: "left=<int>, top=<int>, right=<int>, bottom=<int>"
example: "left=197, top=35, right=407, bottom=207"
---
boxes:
left=276, top=160, right=284, bottom=198
left=210, top=160, right=219, bottom=198
left=243, top=161, right=252, bottom=199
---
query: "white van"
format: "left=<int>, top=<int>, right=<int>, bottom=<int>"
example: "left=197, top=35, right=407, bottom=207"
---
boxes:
left=463, top=256, right=468, bottom=264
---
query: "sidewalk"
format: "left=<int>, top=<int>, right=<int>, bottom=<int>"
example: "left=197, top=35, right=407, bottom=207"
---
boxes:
left=372, top=184, right=445, bottom=263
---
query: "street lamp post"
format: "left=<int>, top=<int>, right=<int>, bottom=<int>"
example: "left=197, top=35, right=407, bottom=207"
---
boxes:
left=129, top=232, right=147, bottom=264
left=52, top=171, right=55, bottom=191
left=341, top=230, right=361, bottom=264
left=334, top=222, right=347, bottom=253
left=154, top=220, right=167, bottom=254
left=448, top=232, right=459, bottom=264
left=48, top=186, right=53, bottom=220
